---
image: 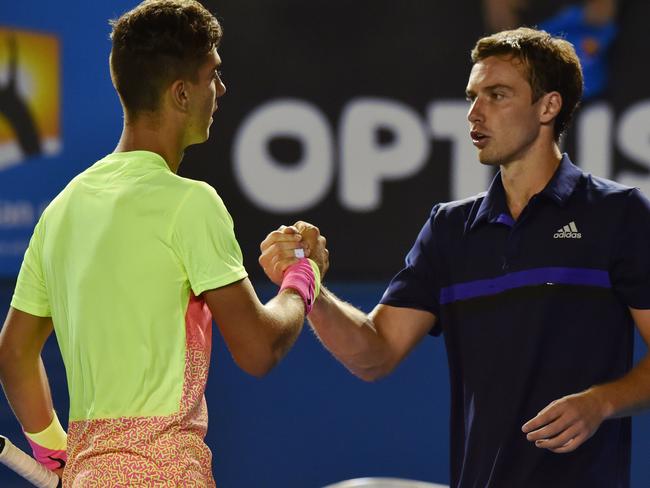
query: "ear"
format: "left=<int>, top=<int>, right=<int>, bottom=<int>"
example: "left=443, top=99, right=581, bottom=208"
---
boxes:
left=170, top=79, right=190, bottom=112
left=539, top=91, right=562, bottom=125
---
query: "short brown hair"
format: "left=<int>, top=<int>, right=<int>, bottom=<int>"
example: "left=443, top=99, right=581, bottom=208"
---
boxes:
left=471, top=27, right=583, bottom=140
left=109, top=0, right=222, bottom=114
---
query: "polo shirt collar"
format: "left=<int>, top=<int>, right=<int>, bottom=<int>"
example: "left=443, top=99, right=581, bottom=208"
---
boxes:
left=468, top=153, right=581, bottom=231
left=540, top=153, right=582, bottom=204
left=104, top=150, right=171, bottom=171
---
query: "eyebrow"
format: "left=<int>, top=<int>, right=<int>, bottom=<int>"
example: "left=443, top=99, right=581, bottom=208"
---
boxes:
left=465, top=84, right=513, bottom=97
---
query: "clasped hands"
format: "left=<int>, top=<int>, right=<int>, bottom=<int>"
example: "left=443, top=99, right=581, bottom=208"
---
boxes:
left=259, top=221, right=329, bottom=286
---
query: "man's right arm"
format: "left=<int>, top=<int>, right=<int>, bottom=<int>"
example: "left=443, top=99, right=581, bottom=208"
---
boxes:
left=307, top=288, right=435, bottom=381
left=203, top=277, right=308, bottom=378
left=259, top=221, right=435, bottom=381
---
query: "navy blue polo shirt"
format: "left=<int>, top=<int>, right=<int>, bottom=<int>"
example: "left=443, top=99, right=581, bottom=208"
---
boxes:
left=380, top=155, right=650, bottom=488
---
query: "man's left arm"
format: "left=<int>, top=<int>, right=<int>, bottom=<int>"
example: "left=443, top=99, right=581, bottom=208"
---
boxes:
left=0, top=307, right=56, bottom=433
left=522, top=307, right=650, bottom=453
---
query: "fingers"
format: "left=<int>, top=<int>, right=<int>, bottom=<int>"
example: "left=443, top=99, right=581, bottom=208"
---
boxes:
left=522, top=392, right=604, bottom=455
left=293, top=221, right=320, bottom=234
left=260, top=226, right=302, bottom=253
left=522, top=401, right=562, bottom=436
left=258, top=251, right=297, bottom=286
left=279, top=225, right=300, bottom=235
left=537, top=427, right=586, bottom=453
left=301, top=231, right=329, bottom=277
left=303, top=234, right=327, bottom=257
left=260, top=221, right=330, bottom=281
left=293, top=221, right=320, bottom=242
left=522, top=403, right=575, bottom=452
left=289, top=221, right=329, bottom=274
left=259, top=241, right=302, bottom=270
left=523, top=407, right=569, bottom=442
left=547, top=433, right=588, bottom=453
left=319, top=240, right=330, bottom=276
left=531, top=421, right=580, bottom=449
left=296, top=223, right=320, bottom=251
left=259, top=226, right=305, bottom=285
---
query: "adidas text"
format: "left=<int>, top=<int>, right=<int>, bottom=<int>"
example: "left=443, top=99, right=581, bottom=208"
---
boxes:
left=554, top=221, right=581, bottom=239
left=553, top=231, right=581, bottom=239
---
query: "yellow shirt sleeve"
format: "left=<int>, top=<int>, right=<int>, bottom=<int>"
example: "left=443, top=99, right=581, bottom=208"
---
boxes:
left=172, top=182, right=248, bottom=296
left=11, top=215, right=51, bottom=317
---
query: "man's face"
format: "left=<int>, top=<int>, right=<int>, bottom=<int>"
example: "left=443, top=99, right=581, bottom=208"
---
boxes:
left=185, top=48, right=226, bottom=146
left=465, top=55, right=544, bottom=167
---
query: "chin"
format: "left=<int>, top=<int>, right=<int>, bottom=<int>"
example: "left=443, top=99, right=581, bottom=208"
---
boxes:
left=477, top=151, right=500, bottom=167
left=197, top=130, right=211, bottom=144
left=185, top=134, right=209, bottom=148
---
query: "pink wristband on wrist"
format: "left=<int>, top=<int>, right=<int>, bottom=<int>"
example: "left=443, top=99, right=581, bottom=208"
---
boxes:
left=25, top=437, right=67, bottom=471
left=280, top=258, right=317, bottom=314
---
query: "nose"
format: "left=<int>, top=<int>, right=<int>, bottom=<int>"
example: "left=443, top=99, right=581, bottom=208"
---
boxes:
left=217, top=79, right=227, bottom=98
left=467, top=97, right=483, bottom=124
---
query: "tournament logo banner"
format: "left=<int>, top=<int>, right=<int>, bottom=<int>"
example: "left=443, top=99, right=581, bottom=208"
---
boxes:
left=0, top=28, right=61, bottom=170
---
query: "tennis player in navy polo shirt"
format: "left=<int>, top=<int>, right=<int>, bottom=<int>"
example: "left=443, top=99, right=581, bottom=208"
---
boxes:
left=260, top=27, right=650, bottom=487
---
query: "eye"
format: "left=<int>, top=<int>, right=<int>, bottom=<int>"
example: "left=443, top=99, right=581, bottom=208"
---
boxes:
left=492, top=92, right=505, bottom=100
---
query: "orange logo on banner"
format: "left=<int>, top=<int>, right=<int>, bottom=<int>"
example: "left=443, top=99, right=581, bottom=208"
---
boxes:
left=0, top=28, right=61, bottom=171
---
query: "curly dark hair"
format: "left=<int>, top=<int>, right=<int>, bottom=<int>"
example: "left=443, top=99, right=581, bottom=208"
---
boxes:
left=471, top=27, right=583, bottom=141
left=109, top=0, right=223, bottom=114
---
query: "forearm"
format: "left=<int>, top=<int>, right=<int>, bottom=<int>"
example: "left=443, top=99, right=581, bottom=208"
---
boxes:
left=206, top=275, right=312, bottom=377
left=590, top=353, right=650, bottom=419
left=0, top=355, right=54, bottom=433
left=258, top=257, right=319, bottom=367
left=308, top=287, right=391, bottom=380
left=262, top=289, right=307, bottom=365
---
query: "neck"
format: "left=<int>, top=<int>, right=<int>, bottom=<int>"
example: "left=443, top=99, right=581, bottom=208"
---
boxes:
left=500, top=143, right=563, bottom=220
left=114, top=112, right=185, bottom=173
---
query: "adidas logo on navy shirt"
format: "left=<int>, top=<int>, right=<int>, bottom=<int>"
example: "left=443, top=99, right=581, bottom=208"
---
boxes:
left=554, top=221, right=581, bottom=239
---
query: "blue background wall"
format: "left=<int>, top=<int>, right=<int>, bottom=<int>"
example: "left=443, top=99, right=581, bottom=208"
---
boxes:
left=1, top=1, right=650, bottom=487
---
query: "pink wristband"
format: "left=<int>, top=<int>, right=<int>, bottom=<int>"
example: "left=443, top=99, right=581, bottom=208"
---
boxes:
left=280, top=258, right=317, bottom=314
left=25, top=437, right=67, bottom=471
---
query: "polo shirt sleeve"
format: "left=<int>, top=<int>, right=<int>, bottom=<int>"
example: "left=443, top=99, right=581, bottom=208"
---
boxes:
left=11, top=216, right=51, bottom=317
left=380, top=204, right=442, bottom=326
left=172, top=182, right=248, bottom=296
left=610, top=188, right=650, bottom=309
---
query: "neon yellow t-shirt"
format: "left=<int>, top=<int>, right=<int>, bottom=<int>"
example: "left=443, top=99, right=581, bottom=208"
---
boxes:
left=11, top=151, right=248, bottom=421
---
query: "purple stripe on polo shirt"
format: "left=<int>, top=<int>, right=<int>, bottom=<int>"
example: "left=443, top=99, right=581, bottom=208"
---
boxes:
left=495, top=213, right=515, bottom=227
left=439, top=267, right=611, bottom=305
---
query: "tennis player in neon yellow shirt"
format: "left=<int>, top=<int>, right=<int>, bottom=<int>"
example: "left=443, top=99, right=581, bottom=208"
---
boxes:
left=0, top=1, right=326, bottom=486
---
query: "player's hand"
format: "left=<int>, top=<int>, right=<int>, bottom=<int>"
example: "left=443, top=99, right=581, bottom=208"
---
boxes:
left=293, top=221, right=329, bottom=278
left=521, top=389, right=609, bottom=453
left=259, top=225, right=304, bottom=286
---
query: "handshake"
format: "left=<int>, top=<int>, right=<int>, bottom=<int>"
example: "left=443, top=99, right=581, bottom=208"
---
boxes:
left=258, top=221, right=329, bottom=286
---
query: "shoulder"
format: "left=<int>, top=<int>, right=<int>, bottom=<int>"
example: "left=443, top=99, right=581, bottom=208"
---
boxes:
left=582, top=173, right=635, bottom=195
left=411, top=193, right=486, bottom=248
left=173, top=178, right=233, bottom=225
left=429, top=192, right=486, bottom=224
left=579, top=173, right=648, bottom=209
left=175, top=177, right=222, bottom=204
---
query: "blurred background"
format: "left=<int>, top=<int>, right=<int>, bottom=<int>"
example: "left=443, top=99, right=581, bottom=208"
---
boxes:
left=1, top=0, right=649, bottom=486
